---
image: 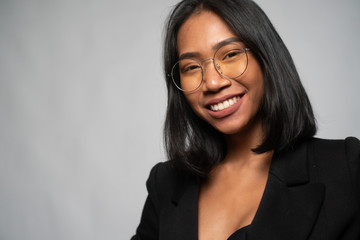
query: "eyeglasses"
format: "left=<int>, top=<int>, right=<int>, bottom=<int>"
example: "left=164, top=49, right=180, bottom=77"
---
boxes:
left=171, top=42, right=250, bottom=92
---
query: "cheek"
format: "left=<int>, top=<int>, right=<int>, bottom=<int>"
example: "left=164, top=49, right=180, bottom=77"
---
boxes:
left=245, top=70, right=264, bottom=104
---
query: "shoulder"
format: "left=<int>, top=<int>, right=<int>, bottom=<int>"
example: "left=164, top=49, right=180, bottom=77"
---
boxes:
left=308, top=136, right=360, bottom=165
left=145, top=161, right=196, bottom=205
left=307, top=136, right=360, bottom=199
left=309, top=136, right=360, bottom=152
left=146, top=161, right=177, bottom=195
left=146, top=161, right=188, bottom=190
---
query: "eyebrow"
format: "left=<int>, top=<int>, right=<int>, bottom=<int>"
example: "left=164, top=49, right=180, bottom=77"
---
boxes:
left=178, top=37, right=242, bottom=60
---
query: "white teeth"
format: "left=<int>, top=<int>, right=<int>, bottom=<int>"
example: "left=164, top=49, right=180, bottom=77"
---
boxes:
left=210, top=95, right=242, bottom=112
left=218, top=103, right=224, bottom=110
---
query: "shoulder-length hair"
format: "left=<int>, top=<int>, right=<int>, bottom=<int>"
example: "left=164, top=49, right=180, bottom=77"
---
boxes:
left=163, top=0, right=316, bottom=177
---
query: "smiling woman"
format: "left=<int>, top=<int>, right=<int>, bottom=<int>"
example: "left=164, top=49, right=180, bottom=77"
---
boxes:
left=131, top=0, right=360, bottom=239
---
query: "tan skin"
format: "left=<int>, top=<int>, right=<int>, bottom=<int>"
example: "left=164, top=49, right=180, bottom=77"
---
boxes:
left=177, top=11, right=273, bottom=240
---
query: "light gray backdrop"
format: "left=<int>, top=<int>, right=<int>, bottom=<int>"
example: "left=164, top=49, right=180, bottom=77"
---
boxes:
left=0, top=0, right=359, bottom=239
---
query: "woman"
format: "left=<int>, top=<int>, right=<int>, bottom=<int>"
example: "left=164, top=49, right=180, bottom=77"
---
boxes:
left=132, top=0, right=360, bottom=239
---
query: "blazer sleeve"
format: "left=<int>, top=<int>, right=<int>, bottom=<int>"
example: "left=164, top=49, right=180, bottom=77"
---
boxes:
left=131, top=163, right=163, bottom=240
left=345, top=136, right=360, bottom=201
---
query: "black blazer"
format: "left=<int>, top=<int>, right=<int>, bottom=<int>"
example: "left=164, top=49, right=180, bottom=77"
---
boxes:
left=132, top=137, right=360, bottom=240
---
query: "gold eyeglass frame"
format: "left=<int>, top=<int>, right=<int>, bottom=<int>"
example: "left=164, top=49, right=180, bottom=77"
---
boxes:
left=171, top=43, right=250, bottom=92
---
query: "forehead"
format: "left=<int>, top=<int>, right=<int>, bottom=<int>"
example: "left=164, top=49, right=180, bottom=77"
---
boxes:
left=177, top=11, right=237, bottom=56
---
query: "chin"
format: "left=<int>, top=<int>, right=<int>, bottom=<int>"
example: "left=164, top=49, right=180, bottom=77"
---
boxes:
left=211, top=116, right=262, bottom=137
left=219, top=128, right=244, bottom=136
left=212, top=123, right=245, bottom=135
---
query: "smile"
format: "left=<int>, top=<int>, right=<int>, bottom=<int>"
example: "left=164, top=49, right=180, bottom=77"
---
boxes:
left=209, top=95, right=242, bottom=112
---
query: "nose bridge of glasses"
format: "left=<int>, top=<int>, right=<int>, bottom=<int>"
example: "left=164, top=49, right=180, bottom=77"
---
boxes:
left=201, top=57, right=220, bottom=74
left=200, top=57, right=214, bottom=67
left=200, top=57, right=225, bottom=79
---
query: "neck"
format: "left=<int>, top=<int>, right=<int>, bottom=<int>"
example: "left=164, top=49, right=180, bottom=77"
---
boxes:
left=222, top=119, right=272, bottom=170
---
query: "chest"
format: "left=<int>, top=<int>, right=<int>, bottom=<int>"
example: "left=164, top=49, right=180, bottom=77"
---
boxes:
left=197, top=173, right=268, bottom=240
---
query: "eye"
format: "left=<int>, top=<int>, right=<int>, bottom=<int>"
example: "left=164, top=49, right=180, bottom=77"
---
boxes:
left=223, top=49, right=242, bottom=60
left=179, top=60, right=201, bottom=74
left=182, top=64, right=200, bottom=73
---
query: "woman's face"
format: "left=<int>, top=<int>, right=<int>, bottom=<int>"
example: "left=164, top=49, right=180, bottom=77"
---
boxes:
left=177, top=11, right=264, bottom=136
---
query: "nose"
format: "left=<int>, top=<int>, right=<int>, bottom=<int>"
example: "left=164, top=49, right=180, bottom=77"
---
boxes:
left=202, top=59, right=231, bottom=92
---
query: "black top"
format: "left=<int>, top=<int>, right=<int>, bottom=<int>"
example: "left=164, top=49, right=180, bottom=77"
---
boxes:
left=132, top=137, right=360, bottom=240
left=227, top=225, right=250, bottom=240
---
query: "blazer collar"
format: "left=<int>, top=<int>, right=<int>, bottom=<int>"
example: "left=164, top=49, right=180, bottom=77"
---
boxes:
left=247, top=140, right=325, bottom=240
left=169, top=140, right=325, bottom=240
left=270, top=140, right=309, bottom=186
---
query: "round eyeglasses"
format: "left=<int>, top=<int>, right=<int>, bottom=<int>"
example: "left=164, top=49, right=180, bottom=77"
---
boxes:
left=171, top=43, right=250, bottom=92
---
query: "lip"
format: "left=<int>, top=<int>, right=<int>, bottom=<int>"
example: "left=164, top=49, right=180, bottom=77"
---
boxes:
left=205, top=92, right=246, bottom=119
left=205, top=93, right=245, bottom=106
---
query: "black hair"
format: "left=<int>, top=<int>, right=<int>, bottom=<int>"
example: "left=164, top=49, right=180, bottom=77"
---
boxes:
left=163, top=0, right=317, bottom=177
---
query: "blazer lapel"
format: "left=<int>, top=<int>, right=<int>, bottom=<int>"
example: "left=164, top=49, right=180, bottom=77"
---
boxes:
left=164, top=141, right=325, bottom=240
left=247, top=141, right=325, bottom=240
left=162, top=170, right=199, bottom=240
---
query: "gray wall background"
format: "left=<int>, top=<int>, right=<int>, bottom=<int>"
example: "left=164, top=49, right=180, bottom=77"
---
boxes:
left=0, top=0, right=359, bottom=239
